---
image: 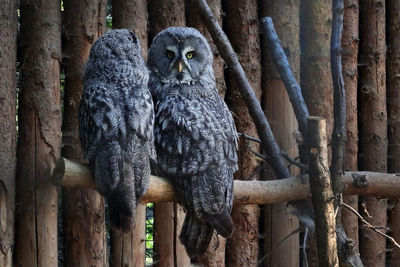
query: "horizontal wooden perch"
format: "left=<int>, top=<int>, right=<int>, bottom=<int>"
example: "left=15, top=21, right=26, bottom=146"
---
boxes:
left=53, top=158, right=400, bottom=204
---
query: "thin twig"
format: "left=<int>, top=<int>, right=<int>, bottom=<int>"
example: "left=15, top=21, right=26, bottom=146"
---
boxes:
left=342, top=202, right=400, bottom=249
left=281, top=150, right=307, bottom=170
left=238, top=132, right=261, bottom=143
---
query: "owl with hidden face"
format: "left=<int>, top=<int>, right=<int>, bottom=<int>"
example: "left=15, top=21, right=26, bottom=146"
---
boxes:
left=79, top=29, right=155, bottom=231
left=148, top=27, right=238, bottom=258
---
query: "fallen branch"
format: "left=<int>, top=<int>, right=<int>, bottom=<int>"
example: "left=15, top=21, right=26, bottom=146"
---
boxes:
left=53, top=158, right=400, bottom=204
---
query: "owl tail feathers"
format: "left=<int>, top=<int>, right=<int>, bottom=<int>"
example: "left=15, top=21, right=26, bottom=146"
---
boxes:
left=107, top=178, right=137, bottom=232
left=207, top=207, right=234, bottom=238
left=180, top=214, right=213, bottom=258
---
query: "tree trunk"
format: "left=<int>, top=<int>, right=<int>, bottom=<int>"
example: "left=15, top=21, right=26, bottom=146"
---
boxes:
left=0, top=1, right=17, bottom=266
left=387, top=0, right=400, bottom=265
left=307, top=117, right=339, bottom=267
left=186, top=1, right=227, bottom=265
left=61, top=1, right=107, bottom=266
left=148, top=1, right=189, bottom=265
left=111, top=1, right=148, bottom=266
left=358, top=0, right=387, bottom=266
left=260, top=1, right=300, bottom=266
left=300, top=0, right=334, bottom=140
left=186, top=0, right=226, bottom=97
left=341, top=0, right=359, bottom=251
left=224, top=0, right=261, bottom=266
left=15, top=0, right=62, bottom=266
left=300, top=1, right=333, bottom=265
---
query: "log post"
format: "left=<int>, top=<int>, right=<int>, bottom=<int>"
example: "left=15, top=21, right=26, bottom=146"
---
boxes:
left=61, top=1, right=107, bottom=266
left=148, top=1, right=189, bottom=265
left=307, top=117, right=339, bottom=266
left=260, top=3, right=301, bottom=265
left=358, top=1, right=387, bottom=265
left=0, top=0, right=17, bottom=265
left=111, top=1, right=148, bottom=266
left=186, top=1, right=228, bottom=264
left=341, top=0, right=360, bottom=251
left=224, top=0, right=261, bottom=265
left=15, top=0, right=62, bottom=265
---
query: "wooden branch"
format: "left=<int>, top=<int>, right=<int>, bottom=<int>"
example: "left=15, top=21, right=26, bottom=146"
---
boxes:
left=53, top=157, right=400, bottom=204
left=307, top=117, right=339, bottom=266
left=342, top=202, right=400, bottom=250
left=192, top=0, right=291, bottom=180
left=330, top=0, right=346, bottom=201
left=260, top=17, right=309, bottom=137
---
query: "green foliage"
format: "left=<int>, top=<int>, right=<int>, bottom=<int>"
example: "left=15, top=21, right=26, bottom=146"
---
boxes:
left=145, top=203, right=154, bottom=264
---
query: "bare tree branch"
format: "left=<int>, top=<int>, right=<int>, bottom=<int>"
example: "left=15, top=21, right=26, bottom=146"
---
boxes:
left=192, top=0, right=291, bottom=180
left=53, top=158, right=400, bottom=203
left=342, top=202, right=400, bottom=250
left=260, top=17, right=309, bottom=137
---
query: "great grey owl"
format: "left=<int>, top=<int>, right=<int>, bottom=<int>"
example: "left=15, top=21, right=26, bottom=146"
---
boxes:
left=79, top=29, right=155, bottom=232
left=148, top=27, right=238, bottom=258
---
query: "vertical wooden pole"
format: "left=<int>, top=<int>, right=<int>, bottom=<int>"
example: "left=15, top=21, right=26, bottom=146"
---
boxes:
left=186, top=1, right=227, bottom=265
left=300, top=1, right=333, bottom=265
left=358, top=1, right=387, bottom=266
left=0, top=0, right=17, bottom=266
left=260, top=1, right=300, bottom=266
left=15, top=0, right=62, bottom=265
left=341, top=0, right=360, bottom=250
left=307, top=117, right=339, bottom=267
left=224, top=0, right=261, bottom=266
left=61, top=1, right=107, bottom=266
left=111, top=1, right=148, bottom=265
left=387, top=0, right=400, bottom=265
left=148, top=1, right=189, bottom=265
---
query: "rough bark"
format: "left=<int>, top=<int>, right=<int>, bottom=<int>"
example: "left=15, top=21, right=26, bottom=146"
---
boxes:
left=55, top=157, right=400, bottom=203
left=111, top=1, right=148, bottom=266
left=148, top=1, right=188, bottom=264
left=15, top=0, right=62, bottom=266
left=61, top=1, right=107, bottom=266
left=112, top=0, right=148, bottom=59
left=0, top=1, right=17, bottom=266
left=387, top=0, right=400, bottom=265
left=307, top=117, right=339, bottom=267
left=300, top=0, right=334, bottom=137
left=194, top=0, right=292, bottom=180
left=186, top=0, right=226, bottom=97
left=300, top=1, right=333, bottom=265
left=341, top=0, right=359, bottom=251
left=223, top=1, right=261, bottom=266
left=260, top=2, right=300, bottom=266
left=358, top=1, right=387, bottom=266
left=186, top=1, right=227, bottom=264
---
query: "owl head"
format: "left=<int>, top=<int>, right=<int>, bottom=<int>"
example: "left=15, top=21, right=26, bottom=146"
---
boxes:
left=84, top=29, right=147, bottom=82
left=148, top=27, right=213, bottom=84
left=88, top=29, right=142, bottom=62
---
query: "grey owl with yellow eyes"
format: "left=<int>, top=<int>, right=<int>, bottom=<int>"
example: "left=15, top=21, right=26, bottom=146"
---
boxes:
left=79, top=29, right=155, bottom=232
left=148, top=27, right=238, bottom=258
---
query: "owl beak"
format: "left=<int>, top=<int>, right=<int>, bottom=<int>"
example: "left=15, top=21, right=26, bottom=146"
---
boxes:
left=178, top=61, right=183, bottom=73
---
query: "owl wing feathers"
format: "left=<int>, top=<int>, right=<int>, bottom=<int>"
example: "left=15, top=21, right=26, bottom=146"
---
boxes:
left=79, top=79, right=153, bottom=232
left=154, top=88, right=238, bottom=236
left=79, top=82, right=125, bottom=160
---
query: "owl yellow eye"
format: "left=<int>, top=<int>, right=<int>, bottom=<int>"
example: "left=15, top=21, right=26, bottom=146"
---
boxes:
left=167, top=51, right=174, bottom=59
left=186, top=51, right=194, bottom=59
